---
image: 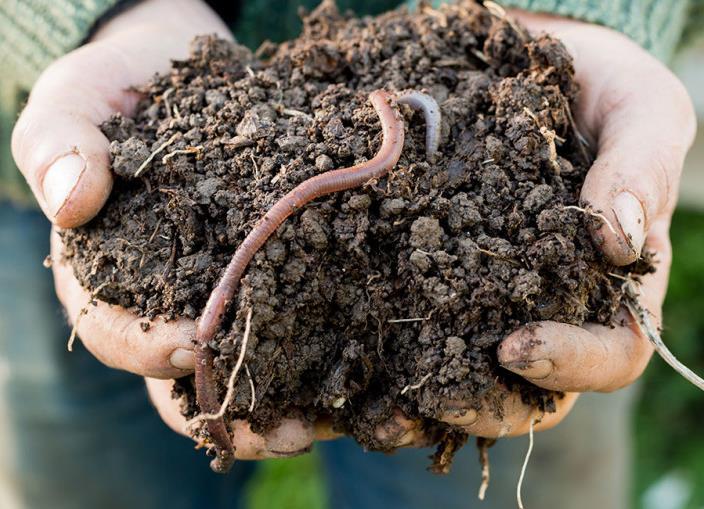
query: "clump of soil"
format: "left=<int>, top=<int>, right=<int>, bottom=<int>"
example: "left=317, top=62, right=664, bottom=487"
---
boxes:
left=62, top=1, right=651, bottom=468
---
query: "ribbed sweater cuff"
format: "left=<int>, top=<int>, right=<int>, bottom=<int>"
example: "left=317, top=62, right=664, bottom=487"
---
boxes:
left=498, top=0, right=688, bottom=62
left=409, top=0, right=690, bottom=62
left=0, top=0, right=122, bottom=90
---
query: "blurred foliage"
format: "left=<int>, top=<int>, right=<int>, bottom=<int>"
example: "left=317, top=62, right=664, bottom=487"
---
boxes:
left=635, top=208, right=704, bottom=508
left=247, top=453, right=327, bottom=509
left=247, top=209, right=704, bottom=509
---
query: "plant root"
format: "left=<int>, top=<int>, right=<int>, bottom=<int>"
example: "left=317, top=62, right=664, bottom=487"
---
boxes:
left=162, top=146, right=203, bottom=165
left=134, top=134, right=178, bottom=177
left=524, top=107, right=562, bottom=174
left=245, top=364, right=256, bottom=413
left=624, top=281, right=704, bottom=391
left=562, top=205, right=619, bottom=237
left=188, top=307, right=253, bottom=427
left=477, top=437, right=496, bottom=501
left=516, top=417, right=537, bottom=509
left=67, top=281, right=110, bottom=352
left=400, top=373, right=432, bottom=395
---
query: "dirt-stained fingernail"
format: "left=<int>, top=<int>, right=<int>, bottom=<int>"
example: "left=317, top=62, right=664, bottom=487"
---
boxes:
left=442, top=408, right=478, bottom=426
left=612, top=191, right=646, bottom=257
left=395, top=429, right=417, bottom=447
left=42, top=152, right=86, bottom=218
left=502, top=359, right=553, bottom=380
left=169, top=348, right=195, bottom=370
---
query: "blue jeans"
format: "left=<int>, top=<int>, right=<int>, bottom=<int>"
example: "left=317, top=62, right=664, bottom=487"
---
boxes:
left=0, top=202, right=635, bottom=509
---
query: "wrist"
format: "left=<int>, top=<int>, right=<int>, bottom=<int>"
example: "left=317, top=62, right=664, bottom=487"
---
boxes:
left=91, top=0, right=232, bottom=43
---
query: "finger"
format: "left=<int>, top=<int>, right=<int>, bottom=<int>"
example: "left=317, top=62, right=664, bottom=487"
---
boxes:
left=498, top=217, right=671, bottom=392
left=578, top=63, right=695, bottom=265
left=313, top=418, right=344, bottom=441
left=51, top=229, right=195, bottom=378
left=146, top=378, right=315, bottom=459
left=441, top=390, right=578, bottom=437
left=510, top=12, right=696, bottom=265
left=11, top=0, right=231, bottom=227
left=374, top=410, right=427, bottom=448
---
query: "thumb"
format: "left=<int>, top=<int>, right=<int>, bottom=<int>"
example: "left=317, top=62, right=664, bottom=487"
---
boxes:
left=579, top=62, right=696, bottom=266
left=11, top=0, right=231, bottom=228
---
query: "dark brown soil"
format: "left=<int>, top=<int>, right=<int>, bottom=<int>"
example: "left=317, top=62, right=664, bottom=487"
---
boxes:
left=62, top=1, right=651, bottom=468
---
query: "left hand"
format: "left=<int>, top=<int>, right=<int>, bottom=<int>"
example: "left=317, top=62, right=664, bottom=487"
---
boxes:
left=386, top=11, right=697, bottom=444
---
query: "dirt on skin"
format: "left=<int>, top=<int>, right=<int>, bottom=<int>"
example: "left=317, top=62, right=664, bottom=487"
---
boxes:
left=62, top=0, right=653, bottom=468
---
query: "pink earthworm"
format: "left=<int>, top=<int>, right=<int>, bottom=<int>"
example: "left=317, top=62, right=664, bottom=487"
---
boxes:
left=195, top=89, right=441, bottom=472
left=396, top=90, right=441, bottom=159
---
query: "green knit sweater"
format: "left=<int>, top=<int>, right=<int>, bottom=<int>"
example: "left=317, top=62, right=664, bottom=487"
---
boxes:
left=0, top=0, right=701, bottom=204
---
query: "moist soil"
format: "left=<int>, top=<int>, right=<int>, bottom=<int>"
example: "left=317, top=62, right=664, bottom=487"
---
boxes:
left=62, top=0, right=652, bottom=469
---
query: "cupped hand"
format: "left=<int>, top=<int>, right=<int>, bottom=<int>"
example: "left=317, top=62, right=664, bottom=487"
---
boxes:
left=18, top=0, right=324, bottom=460
left=495, top=12, right=696, bottom=396
left=383, top=12, right=696, bottom=445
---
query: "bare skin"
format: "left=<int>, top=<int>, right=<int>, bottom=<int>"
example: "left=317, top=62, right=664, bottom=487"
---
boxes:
left=13, top=1, right=696, bottom=458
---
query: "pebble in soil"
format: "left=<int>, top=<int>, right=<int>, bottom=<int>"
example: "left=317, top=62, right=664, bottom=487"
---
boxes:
left=61, top=0, right=653, bottom=468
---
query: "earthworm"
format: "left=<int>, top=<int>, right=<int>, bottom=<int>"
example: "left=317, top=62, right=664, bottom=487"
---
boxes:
left=195, top=89, right=441, bottom=472
left=396, top=90, right=441, bottom=159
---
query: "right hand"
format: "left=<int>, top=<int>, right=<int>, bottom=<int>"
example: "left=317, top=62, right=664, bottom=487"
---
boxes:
left=14, top=0, right=327, bottom=460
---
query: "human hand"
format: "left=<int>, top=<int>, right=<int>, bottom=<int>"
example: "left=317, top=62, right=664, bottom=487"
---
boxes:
left=16, top=0, right=321, bottom=460
left=383, top=11, right=696, bottom=444
left=492, top=15, right=695, bottom=402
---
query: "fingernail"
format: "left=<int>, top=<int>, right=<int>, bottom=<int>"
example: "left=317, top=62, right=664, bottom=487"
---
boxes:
left=612, top=191, right=646, bottom=257
left=442, top=408, right=478, bottom=426
left=395, top=429, right=417, bottom=447
left=42, top=152, right=86, bottom=218
left=502, top=359, right=553, bottom=380
left=169, top=348, right=195, bottom=370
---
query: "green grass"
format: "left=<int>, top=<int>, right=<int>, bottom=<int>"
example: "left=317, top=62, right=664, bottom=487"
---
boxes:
left=248, top=208, right=704, bottom=509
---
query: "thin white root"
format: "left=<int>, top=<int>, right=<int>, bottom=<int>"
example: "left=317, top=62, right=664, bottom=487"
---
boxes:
left=396, top=90, right=442, bottom=160
left=388, top=315, right=431, bottom=324
left=477, top=438, right=492, bottom=500
left=562, top=205, right=619, bottom=237
left=516, top=418, right=536, bottom=509
left=484, top=0, right=527, bottom=39
left=134, top=134, right=178, bottom=177
left=162, top=88, right=174, bottom=118
left=625, top=284, right=704, bottom=391
left=245, top=364, right=256, bottom=413
left=524, top=107, right=561, bottom=174
left=162, top=146, right=202, bottom=165
left=400, top=373, right=432, bottom=395
left=280, top=108, right=314, bottom=122
left=187, top=308, right=253, bottom=426
left=67, top=281, right=110, bottom=352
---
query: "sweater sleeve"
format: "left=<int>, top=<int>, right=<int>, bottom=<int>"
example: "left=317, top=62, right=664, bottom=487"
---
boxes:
left=0, top=0, right=122, bottom=91
left=408, top=0, right=696, bottom=62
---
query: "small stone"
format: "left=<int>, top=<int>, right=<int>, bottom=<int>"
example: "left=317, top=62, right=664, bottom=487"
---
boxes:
left=315, top=154, right=334, bottom=171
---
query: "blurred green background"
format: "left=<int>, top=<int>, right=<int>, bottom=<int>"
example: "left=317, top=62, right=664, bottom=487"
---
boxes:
left=245, top=208, right=704, bottom=509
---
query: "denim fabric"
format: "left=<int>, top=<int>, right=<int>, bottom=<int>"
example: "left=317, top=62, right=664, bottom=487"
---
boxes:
left=0, top=203, right=254, bottom=509
left=0, top=202, right=635, bottom=509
